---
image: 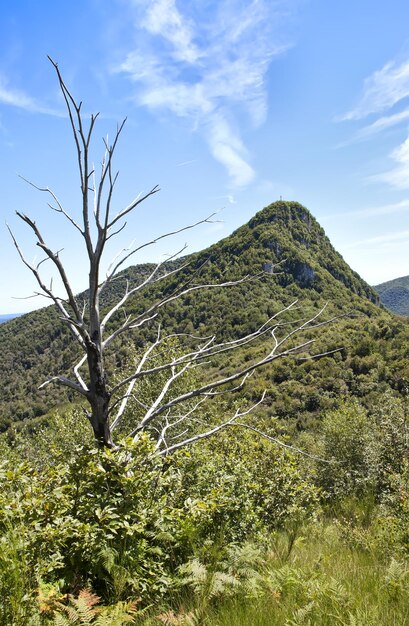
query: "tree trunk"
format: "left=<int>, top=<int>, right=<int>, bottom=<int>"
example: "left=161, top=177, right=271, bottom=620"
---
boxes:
left=86, top=341, right=113, bottom=447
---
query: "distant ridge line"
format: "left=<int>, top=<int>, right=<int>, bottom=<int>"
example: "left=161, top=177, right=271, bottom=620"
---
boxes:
left=0, top=313, right=22, bottom=324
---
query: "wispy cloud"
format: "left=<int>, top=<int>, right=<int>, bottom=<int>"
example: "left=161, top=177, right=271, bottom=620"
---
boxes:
left=115, top=0, right=293, bottom=186
left=323, top=198, right=409, bottom=219
left=336, top=107, right=409, bottom=148
left=175, top=159, right=197, bottom=167
left=340, top=54, right=409, bottom=188
left=341, top=57, right=409, bottom=121
left=368, top=134, right=409, bottom=189
left=142, top=0, right=201, bottom=64
left=344, top=229, right=409, bottom=249
left=0, top=75, right=61, bottom=116
left=213, top=194, right=237, bottom=205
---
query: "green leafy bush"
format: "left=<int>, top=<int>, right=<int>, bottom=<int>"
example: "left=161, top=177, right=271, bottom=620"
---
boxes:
left=0, top=426, right=320, bottom=610
left=0, top=437, right=187, bottom=602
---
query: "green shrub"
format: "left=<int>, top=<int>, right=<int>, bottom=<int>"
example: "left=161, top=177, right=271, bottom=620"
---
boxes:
left=0, top=437, right=187, bottom=603
left=175, top=429, right=320, bottom=546
left=317, top=401, right=376, bottom=499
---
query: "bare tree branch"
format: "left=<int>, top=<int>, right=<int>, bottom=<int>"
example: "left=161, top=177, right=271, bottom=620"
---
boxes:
left=14, top=213, right=84, bottom=324
left=156, top=393, right=267, bottom=455
left=231, top=422, right=332, bottom=463
left=103, top=273, right=263, bottom=349
left=18, top=175, right=84, bottom=235
left=9, top=59, right=340, bottom=450
left=103, top=212, right=218, bottom=284
left=7, top=222, right=86, bottom=349
left=39, top=375, right=89, bottom=396
left=109, top=302, right=311, bottom=395
left=100, top=245, right=189, bottom=332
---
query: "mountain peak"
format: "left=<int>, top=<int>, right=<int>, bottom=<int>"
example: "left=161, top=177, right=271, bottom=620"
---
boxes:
left=0, top=199, right=381, bottom=427
left=216, top=200, right=378, bottom=305
left=249, top=200, right=318, bottom=229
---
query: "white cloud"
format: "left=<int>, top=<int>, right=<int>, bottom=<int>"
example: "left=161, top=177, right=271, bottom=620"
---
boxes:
left=344, top=228, right=409, bottom=249
left=142, top=0, right=201, bottom=64
left=359, top=107, right=409, bottom=135
left=213, top=193, right=237, bottom=204
left=175, top=159, right=196, bottom=167
left=323, top=198, right=409, bottom=219
left=340, top=54, right=409, bottom=189
left=370, top=133, right=409, bottom=189
left=0, top=75, right=60, bottom=116
left=115, top=0, right=293, bottom=186
left=205, top=112, right=255, bottom=186
left=342, top=58, right=409, bottom=121
left=337, top=107, right=409, bottom=147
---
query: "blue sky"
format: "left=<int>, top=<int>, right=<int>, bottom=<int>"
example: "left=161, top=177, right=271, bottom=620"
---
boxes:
left=1, top=0, right=409, bottom=313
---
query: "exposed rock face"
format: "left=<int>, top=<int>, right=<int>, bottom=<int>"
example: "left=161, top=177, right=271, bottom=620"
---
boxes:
left=290, top=261, right=316, bottom=287
left=263, top=262, right=275, bottom=274
left=264, top=240, right=282, bottom=256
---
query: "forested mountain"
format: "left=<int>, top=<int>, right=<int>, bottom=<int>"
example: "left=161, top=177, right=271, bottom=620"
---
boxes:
left=375, top=274, right=409, bottom=315
left=4, top=200, right=409, bottom=623
left=1, top=200, right=407, bottom=432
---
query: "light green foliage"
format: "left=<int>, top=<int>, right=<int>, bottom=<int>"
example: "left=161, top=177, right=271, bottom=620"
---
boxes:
left=1, top=407, right=92, bottom=470
left=198, top=523, right=409, bottom=626
left=110, top=338, right=200, bottom=441
left=317, top=401, right=375, bottom=498
left=176, top=429, right=320, bottom=545
left=175, top=542, right=265, bottom=623
left=383, top=557, right=409, bottom=599
left=178, top=542, right=265, bottom=600
left=370, top=392, right=409, bottom=492
left=0, top=423, right=321, bottom=613
left=375, top=459, right=409, bottom=555
left=0, top=527, right=40, bottom=626
left=315, top=393, right=409, bottom=506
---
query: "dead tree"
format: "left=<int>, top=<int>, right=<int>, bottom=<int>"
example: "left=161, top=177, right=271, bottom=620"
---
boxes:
left=8, top=60, right=338, bottom=451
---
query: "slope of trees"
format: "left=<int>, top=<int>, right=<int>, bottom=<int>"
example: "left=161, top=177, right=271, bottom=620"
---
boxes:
left=375, top=274, right=409, bottom=315
left=9, top=62, right=341, bottom=450
left=2, top=205, right=409, bottom=433
left=3, top=62, right=409, bottom=626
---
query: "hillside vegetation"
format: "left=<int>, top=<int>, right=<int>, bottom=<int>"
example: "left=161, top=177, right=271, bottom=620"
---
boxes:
left=3, top=201, right=409, bottom=624
left=0, top=200, right=399, bottom=432
left=375, top=274, right=409, bottom=316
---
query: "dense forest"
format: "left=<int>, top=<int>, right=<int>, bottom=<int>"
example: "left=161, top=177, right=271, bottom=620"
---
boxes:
left=375, top=274, right=409, bottom=316
left=2, top=201, right=409, bottom=624
left=0, top=200, right=390, bottom=429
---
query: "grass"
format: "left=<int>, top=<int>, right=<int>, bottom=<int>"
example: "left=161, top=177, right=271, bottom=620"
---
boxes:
left=142, top=523, right=409, bottom=626
left=2, top=520, right=409, bottom=625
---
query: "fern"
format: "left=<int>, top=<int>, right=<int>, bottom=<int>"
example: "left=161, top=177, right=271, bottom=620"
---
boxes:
left=224, top=542, right=264, bottom=597
left=94, top=600, right=139, bottom=625
left=53, top=614, right=72, bottom=626
left=179, top=558, right=239, bottom=600
left=383, top=557, right=409, bottom=593
left=51, top=588, right=139, bottom=625
left=97, top=546, right=134, bottom=602
left=179, top=541, right=266, bottom=603
left=285, top=601, right=315, bottom=625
